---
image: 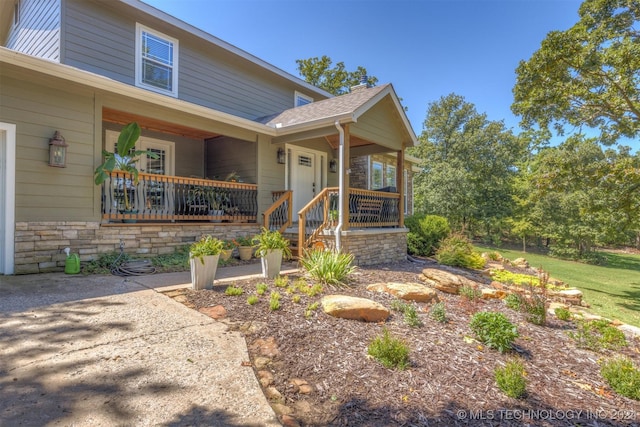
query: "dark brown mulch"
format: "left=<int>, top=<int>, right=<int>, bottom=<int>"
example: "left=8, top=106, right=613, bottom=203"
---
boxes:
left=178, top=259, right=640, bottom=427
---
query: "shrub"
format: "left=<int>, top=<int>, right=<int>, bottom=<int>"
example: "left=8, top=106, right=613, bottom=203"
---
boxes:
left=600, top=357, right=640, bottom=400
left=367, top=328, right=410, bottom=370
left=504, top=293, right=523, bottom=311
left=405, top=214, right=451, bottom=256
left=470, top=311, right=519, bottom=353
left=569, top=319, right=627, bottom=352
left=436, top=233, right=486, bottom=269
left=554, top=307, right=572, bottom=321
left=430, top=302, right=448, bottom=323
left=269, top=292, right=281, bottom=311
left=495, top=358, right=527, bottom=399
left=299, top=249, right=356, bottom=287
left=224, top=285, right=244, bottom=296
left=459, top=285, right=482, bottom=301
left=520, top=285, right=547, bottom=326
left=247, top=295, right=259, bottom=305
left=256, top=283, right=269, bottom=295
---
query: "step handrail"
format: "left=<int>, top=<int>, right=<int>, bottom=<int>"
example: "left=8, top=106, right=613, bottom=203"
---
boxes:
left=298, top=187, right=339, bottom=252
left=262, top=190, right=292, bottom=233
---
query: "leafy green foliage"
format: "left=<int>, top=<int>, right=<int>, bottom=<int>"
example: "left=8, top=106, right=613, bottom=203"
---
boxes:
left=273, top=275, right=289, bottom=288
left=405, top=214, right=451, bottom=256
left=470, top=311, right=519, bottom=353
left=600, top=357, right=640, bottom=400
left=296, top=55, right=378, bottom=95
left=554, top=307, right=572, bottom=321
left=429, top=302, right=448, bottom=323
left=504, top=293, right=523, bottom=311
left=367, top=328, right=410, bottom=370
left=305, top=302, right=320, bottom=319
left=299, top=249, right=355, bottom=287
left=569, top=319, right=627, bottom=352
left=224, top=285, right=244, bottom=296
left=83, top=251, right=131, bottom=274
left=269, top=292, right=281, bottom=311
left=247, top=295, right=259, bottom=305
left=436, top=233, right=486, bottom=269
left=390, top=300, right=422, bottom=328
left=189, top=235, right=224, bottom=263
left=252, top=228, right=292, bottom=259
left=495, top=358, right=527, bottom=399
left=459, top=285, right=482, bottom=302
left=256, top=283, right=268, bottom=295
left=491, top=270, right=540, bottom=287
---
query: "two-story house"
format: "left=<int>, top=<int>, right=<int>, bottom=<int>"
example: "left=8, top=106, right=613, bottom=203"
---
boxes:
left=0, top=0, right=417, bottom=274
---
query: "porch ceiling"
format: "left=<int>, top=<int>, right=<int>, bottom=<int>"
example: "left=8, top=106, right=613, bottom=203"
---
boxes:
left=103, top=108, right=221, bottom=140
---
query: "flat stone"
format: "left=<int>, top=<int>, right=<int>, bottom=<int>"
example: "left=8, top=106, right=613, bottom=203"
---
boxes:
left=258, top=370, right=274, bottom=387
left=281, top=414, right=301, bottom=427
left=250, top=337, right=279, bottom=358
left=367, top=282, right=439, bottom=303
left=481, top=288, right=506, bottom=300
left=254, top=356, right=271, bottom=369
left=265, top=386, right=283, bottom=402
left=512, top=257, right=529, bottom=268
left=618, top=324, right=640, bottom=338
left=549, top=288, right=583, bottom=305
left=271, top=403, right=293, bottom=415
left=321, top=295, right=390, bottom=322
left=420, top=268, right=482, bottom=294
left=198, top=305, right=227, bottom=319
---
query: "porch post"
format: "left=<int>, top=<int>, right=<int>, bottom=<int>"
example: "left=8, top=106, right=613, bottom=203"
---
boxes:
left=342, top=124, right=351, bottom=231
left=397, top=148, right=405, bottom=227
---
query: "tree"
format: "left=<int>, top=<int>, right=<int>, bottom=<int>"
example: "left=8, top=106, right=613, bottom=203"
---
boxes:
left=512, top=0, right=640, bottom=145
left=410, top=94, right=525, bottom=236
left=296, top=56, right=378, bottom=95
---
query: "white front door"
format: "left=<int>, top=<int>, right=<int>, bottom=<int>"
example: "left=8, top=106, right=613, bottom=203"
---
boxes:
left=0, top=123, right=16, bottom=275
left=288, top=146, right=326, bottom=216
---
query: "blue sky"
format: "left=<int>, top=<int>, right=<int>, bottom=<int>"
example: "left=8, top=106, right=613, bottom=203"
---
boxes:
left=143, top=0, right=637, bottom=150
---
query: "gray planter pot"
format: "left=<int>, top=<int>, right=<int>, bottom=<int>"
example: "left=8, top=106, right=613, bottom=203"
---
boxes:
left=261, top=249, right=283, bottom=279
left=190, top=253, right=220, bottom=290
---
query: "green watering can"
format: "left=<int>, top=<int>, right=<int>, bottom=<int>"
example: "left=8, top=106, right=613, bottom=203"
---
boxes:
left=64, top=248, right=80, bottom=274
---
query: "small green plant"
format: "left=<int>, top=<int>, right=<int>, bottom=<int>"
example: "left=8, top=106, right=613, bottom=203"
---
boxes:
left=491, top=270, right=541, bottom=287
left=554, top=307, right=572, bottom=321
left=436, top=233, right=486, bottom=269
left=294, top=278, right=323, bottom=297
left=299, top=249, right=356, bottom=287
left=459, top=285, right=482, bottom=301
left=189, top=235, right=224, bottom=264
left=152, top=245, right=190, bottom=272
left=274, top=275, right=289, bottom=288
left=391, top=300, right=422, bottom=328
left=256, top=283, right=269, bottom=295
left=253, top=228, right=292, bottom=259
left=292, top=295, right=301, bottom=303
left=469, top=311, right=519, bottom=353
left=367, top=328, right=410, bottom=370
left=495, top=358, right=527, bottom=399
left=247, top=295, right=259, bottom=305
left=600, top=357, right=640, bottom=400
left=233, top=235, right=254, bottom=247
left=430, top=302, right=448, bottom=323
left=568, top=319, right=627, bottom=352
left=269, top=291, right=281, bottom=311
left=504, top=293, right=523, bottom=310
left=304, top=302, right=320, bottom=318
left=83, top=250, right=132, bottom=274
left=224, top=285, right=244, bottom=296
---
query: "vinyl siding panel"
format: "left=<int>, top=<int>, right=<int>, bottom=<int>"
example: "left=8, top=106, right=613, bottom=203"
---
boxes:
left=206, top=137, right=257, bottom=183
left=5, top=0, right=60, bottom=61
left=352, top=98, right=406, bottom=151
left=0, top=76, right=96, bottom=222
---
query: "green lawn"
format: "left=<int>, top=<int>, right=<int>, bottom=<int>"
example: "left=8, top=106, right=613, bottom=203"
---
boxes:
left=475, top=245, right=640, bottom=328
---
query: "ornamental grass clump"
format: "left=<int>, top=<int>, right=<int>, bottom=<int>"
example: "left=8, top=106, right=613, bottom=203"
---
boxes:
left=495, top=358, right=527, bottom=399
left=470, top=311, right=519, bottom=353
left=367, top=328, right=410, bottom=370
left=300, top=249, right=356, bottom=287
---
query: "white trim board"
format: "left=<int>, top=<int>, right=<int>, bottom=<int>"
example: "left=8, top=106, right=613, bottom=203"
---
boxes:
left=0, top=122, right=16, bottom=275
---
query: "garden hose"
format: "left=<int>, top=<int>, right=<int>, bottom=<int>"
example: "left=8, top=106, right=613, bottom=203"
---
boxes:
left=110, top=242, right=156, bottom=276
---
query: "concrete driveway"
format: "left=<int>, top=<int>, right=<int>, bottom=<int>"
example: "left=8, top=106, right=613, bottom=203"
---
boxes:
left=0, top=270, right=281, bottom=426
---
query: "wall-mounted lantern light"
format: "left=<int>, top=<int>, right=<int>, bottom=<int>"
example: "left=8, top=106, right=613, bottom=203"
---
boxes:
left=48, top=131, right=68, bottom=168
left=277, top=147, right=286, bottom=164
left=329, top=159, right=337, bottom=173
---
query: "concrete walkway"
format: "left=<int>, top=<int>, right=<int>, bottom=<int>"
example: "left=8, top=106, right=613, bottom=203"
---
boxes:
left=0, top=262, right=297, bottom=426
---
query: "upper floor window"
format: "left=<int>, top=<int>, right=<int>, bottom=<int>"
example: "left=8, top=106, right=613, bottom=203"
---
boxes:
left=295, top=91, right=313, bottom=107
left=135, top=24, right=178, bottom=97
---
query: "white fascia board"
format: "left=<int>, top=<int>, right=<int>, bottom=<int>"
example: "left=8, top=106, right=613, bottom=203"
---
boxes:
left=271, top=113, right=355, bottom=136
left=124, top=0, right=333, bottom=99
left=0, top=48, right=277, bottom=136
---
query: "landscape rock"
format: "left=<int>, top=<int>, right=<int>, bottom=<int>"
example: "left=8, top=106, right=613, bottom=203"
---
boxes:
left=548, top=302, right=570, bottom=316
left=481, top=288, right=506, bottom=300
left=420, top=268, right=482, bottom=294
left=271, top=403, right=293, bottom=416
left=321, top=295, right=390, bottom=322
left=254, top=356, right=271, bottom=369
left=250, top=336, right=280, bottom=357
left=549, top=288, right=583, bottom=306
left=366, top=282, right=439, bottom=303
left=280, top=414, right=301, bottom=427
left=512, top=257, right=529, bottom=268
left=618, top=323, right=640, bottom=339
left=258, top=370, right=274, bottom=387
left=265, top=386, right=284, bottom=402
left=198, top=304, right=227, bottom=319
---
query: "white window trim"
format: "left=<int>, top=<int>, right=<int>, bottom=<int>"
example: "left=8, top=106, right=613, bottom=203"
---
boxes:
left=294, top=91, right=313, bottom=107
left=12, top=1, right=20, bottom=28
left=135, top=23, right=179, bottom=97
left=0, top=122, right=16, bottom=274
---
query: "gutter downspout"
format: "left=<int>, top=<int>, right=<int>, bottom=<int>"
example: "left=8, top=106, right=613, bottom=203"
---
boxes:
left=334, top=121, right=344, bottom=251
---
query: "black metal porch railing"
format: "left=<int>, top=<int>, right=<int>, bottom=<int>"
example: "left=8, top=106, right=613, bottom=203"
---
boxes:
left=101, top=172, right=258, bottom=223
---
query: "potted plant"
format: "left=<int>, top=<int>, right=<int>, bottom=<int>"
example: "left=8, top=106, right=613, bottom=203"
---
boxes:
left=189, top=235, right=224, bottom=290
left=234, top=235, right=255, bottom=261
left=94, top=122, right=159, bottom=222
left=253, top=228, right=292, bottom=279
left=220, top=240, right=236, bottom=262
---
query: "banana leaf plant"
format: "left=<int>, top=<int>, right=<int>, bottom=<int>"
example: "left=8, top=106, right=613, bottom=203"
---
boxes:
left=93, top=122, right=159, bottom=211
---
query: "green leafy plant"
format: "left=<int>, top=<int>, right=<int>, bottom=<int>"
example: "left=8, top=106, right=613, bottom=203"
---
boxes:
left=222, top=240, right=237, bottom=250
left=253, top=228, right=292, bottom=259
left=247, top=295, right=259, bottom=305
left=520, top=277, right=548, bottom=326
left=391, top=300, right=422, bottom=328
left=299, top=249, right=355, bottom=287
left=152, top=245, right=190, bottom=272
left=274, top=275, right=289, bottom=288
left=469, top=311, right=519, bottom=353
left=367, top=328, right=410, bottom=370
left=459, top=285, right=482, bottom=301
left=224, top=285, right=244, bottom=296
left=292, top=295, right=301, bottom=303
left=495, top=358, right=527, bottom=399
left=600, top=357, right=640, bottom=400
left=93, top=122, right=159, bottom=211
left=189, top=235, right=224, bottom=264
left=568, top=319, right=627, bottom=352
left=269, top=291, right=281, bottom=311
left=430, top=302, right=448, bottom=323
left=504, top=293, right=523, bottom=310
left=305, top=302, right=320, bottom=319
left=234, top=235, right=254, bottom=247
left=405, top=214, right=451, bottom=256
left=554, top=307, right=572, bottom=321
left=436, top=233, right=486, bottom=269
left=491, top=270, right=541, bottom=287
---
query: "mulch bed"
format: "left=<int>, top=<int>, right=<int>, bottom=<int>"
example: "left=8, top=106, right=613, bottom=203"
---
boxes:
left=176, top=259, right=640, bottom=427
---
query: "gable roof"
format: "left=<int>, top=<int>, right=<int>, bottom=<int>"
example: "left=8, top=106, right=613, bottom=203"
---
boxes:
left=260, top=84, right=418, bottom=146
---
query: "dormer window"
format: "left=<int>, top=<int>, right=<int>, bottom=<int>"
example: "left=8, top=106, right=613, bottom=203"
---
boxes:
left=135, top=24, right=179, bottom=97
left=295, top=91, right=313, bottom=107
